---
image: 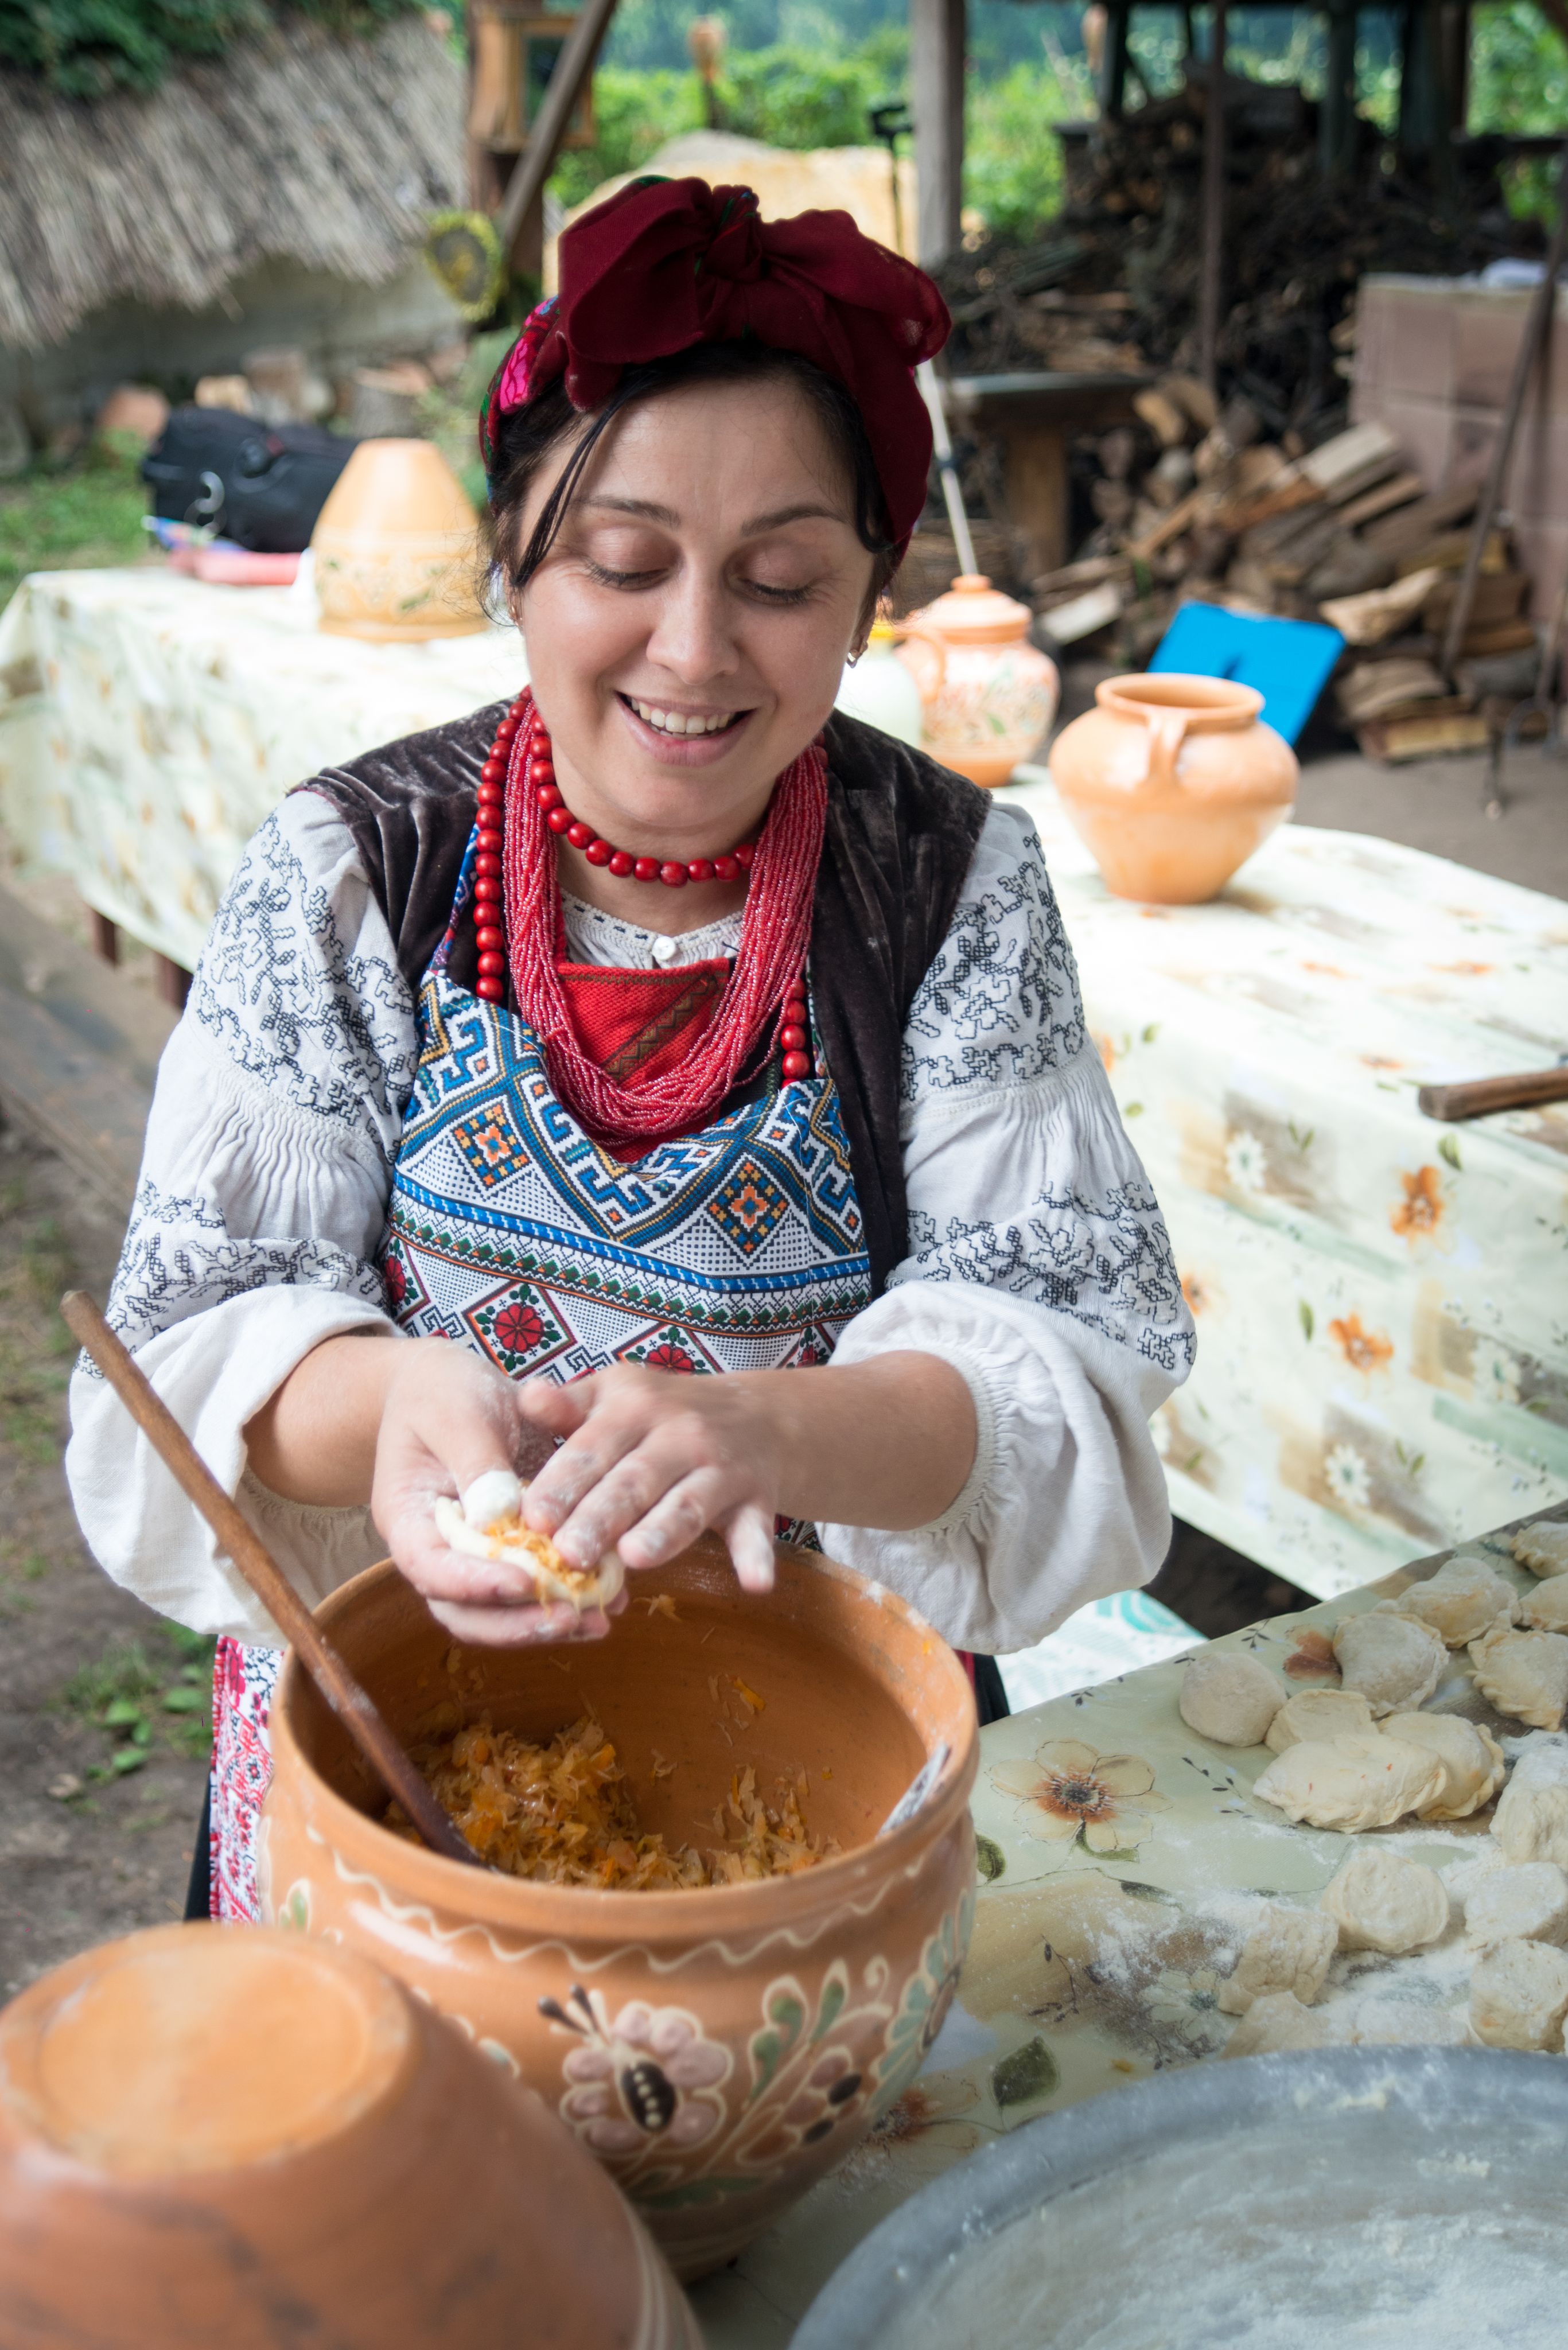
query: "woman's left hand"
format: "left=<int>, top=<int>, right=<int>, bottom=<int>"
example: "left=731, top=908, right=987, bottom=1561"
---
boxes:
left=518, top=1365, right=785, bottom=1594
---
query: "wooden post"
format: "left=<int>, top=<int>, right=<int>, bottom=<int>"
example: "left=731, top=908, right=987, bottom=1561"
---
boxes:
left=1099, top=0, right=1132, bottom=119
left=86, top=906, right=119, bottom=967
left=495, top=0, right=619, bottom=269
left=912, top=0, right=965, bottom=267
left=1320, top=1, right=1359, bottom=178
left=1198, top=0, right=1228, bottom=396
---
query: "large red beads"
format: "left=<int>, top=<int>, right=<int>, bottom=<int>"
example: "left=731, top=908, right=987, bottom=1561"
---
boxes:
left=781, top=1051, right=811, bottom=1081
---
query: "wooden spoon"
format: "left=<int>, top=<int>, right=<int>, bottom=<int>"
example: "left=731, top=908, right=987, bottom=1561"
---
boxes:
left=1418, top=1066, right=1568, bottom=1123
left=62, top=1290, right=481, bottom=1872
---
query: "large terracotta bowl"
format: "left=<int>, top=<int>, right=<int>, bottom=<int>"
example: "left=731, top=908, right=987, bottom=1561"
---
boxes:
left=0, top=1921, right=698, bottom=2348
left=1049, top=672, right=1298, bottom=902
left=259, top=1539, right=979, bottom=2280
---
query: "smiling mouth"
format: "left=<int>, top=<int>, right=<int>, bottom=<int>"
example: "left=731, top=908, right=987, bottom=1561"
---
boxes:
left=622, top=695, right=749, bottom=738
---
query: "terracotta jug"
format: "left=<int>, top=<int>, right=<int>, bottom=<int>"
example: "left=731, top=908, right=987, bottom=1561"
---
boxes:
left=1049, top=672, right=1298, bottom=903
left=897, top=574, right=1059, bottom=787
left=312, top=438, right=488, bottom=641
left=259, top=1539, right=979, bottom=2282
left=0, top=1921, right=699, bottom=2348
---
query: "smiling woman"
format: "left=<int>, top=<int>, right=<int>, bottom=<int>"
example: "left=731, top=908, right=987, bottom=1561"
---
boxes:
left=66, top=177, right=1195, bottom=1923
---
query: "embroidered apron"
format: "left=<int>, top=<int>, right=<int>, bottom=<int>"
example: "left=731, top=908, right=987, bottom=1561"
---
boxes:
left=211, top=841, right=871, bottom=1919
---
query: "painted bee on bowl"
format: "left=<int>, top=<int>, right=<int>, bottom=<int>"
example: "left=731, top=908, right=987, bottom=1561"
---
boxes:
left=540, top=1984, right=730, bottom=2156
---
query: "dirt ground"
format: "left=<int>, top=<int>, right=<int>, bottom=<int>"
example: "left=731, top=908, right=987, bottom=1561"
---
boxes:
left=0, top=1116, right=208, bottom=1998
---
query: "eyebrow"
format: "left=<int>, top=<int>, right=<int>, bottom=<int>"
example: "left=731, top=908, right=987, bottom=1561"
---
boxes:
left=580, top=496, right=847, bottom=536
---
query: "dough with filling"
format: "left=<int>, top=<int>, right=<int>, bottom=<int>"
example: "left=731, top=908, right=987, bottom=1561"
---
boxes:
left=1512, top=1521, right=1568, bottom=1579
left=1251, top=1734, right=1444, bottom=1832
left=1264, top=1689, right=1378, bottom=1754
left=1320, top=1847, right=1449, bottom=1954
left=1520, top=1578, right=1568, bottom=1635
left=1464, top=1861, right=1568, bottom=1951
left=1221, top=1990, right=1345, bottom=2058
left=1345, top=1999, right=1471, bottom=2046
left=1217, top=1904, right=1337, bottom=2014
left=433, top=1471, right=626, bottom=1612
left=1468, top=1616, right=1568, bottom=1732
left=1380, top=1712, right=1506, bottom=1820
left=1469, top=1938, right=1568, bottom=2051
left=1395, top=1556, right=1520, bottom=1647
left=1333, top=1604, right=1446, bottom=1717
left=1178, top=1648, right=1283, bottom=1747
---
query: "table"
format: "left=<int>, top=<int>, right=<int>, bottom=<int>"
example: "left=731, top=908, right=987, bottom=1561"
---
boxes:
left=0, top=570, right=527, bottom=972
left=1007, top=768, right=1568, bottom=1602
left=694, top=1499, right=1568, bottom=2347
left=944, top=371, right=1147, bottom=580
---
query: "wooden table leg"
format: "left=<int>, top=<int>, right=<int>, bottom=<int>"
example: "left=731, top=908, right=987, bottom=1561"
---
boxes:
left=87, top=907, right=119, bottom=966
left=154, top=956, right=191, bottom=1012
left=995, top=418, right=1069, bottom=584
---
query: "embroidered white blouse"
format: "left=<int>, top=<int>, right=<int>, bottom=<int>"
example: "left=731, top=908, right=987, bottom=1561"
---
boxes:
left=67, top=789, right=1194, bottom=1655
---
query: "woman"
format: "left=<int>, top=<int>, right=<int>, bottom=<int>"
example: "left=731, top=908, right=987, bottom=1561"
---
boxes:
left=68, top=179, right=1194, bottom=1921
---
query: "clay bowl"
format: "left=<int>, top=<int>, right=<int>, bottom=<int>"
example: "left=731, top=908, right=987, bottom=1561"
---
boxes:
left=259, top=1538, right=979, bottom=2281
left=0, top=1921, right=699, bottom=2349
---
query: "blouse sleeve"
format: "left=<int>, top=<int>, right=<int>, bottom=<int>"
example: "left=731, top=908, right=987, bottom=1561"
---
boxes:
left=816, top=799, right=1196, bottom=1655
left=64, top=791, right=419, bottom=1644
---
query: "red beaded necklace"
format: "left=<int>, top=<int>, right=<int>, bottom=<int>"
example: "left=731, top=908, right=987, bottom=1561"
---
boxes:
left=472, top=691, right=823, bottom=1137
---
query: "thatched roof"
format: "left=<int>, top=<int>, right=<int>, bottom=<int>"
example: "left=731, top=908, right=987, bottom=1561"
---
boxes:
left=1, top=16, right=465, bottom=350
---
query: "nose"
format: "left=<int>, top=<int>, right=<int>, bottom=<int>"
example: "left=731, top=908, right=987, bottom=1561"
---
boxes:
left=643, top=566, right=740, bottom=687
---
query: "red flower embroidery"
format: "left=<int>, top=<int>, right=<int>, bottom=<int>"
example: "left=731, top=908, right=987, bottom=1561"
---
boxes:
left=494, top=1303, right=545, bottom=1356
left=382, top=1256, right=406, bottom=1309
left=645, top=1342, right=698, bottom=1374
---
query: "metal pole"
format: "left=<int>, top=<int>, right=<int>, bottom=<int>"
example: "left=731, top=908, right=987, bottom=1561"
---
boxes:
left=1198, top=0, right=1228, bottom=396
left=917, top=362, right=979, bottom=578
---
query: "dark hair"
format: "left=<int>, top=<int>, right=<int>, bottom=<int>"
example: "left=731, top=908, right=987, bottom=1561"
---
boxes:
left=486, top=340, right=902, bottom=629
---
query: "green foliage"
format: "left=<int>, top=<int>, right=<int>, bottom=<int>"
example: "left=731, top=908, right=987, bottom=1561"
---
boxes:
left=0, top=0, right=424, bottom=98
left=548, top=64, right=705, bottom=211
left=964, top=61, right=1074, bottom=242
left=63, top=1625, right=217, bottom=1771
left=0, top=435, right=149, bottom=618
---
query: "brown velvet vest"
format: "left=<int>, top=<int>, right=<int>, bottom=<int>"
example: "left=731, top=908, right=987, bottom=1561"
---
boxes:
left=301, top=707, right=988, bottom=1297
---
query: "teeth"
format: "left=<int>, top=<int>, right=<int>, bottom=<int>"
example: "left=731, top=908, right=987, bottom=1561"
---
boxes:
left=630, top=699, right=737, bottom=737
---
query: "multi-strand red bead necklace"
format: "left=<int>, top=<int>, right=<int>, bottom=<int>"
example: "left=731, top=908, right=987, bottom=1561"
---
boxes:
left=472, top=690, right=826, bottom=1142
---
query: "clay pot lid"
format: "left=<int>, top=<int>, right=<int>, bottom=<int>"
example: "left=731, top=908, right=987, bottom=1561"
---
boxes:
left=908, top=573, right=1033, bottom=645
left=0, top=1923, right=412, bottom=2177
left=1097, top=672, right=1264, bottom=731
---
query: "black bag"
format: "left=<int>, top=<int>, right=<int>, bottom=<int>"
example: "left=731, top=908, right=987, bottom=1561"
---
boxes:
left=141, top=407, right=358, bottom=553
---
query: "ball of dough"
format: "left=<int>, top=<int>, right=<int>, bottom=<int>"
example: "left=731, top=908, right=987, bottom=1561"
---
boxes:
left=1178, top=1648, right=1283, bottom=1747
left=1396, top=1556, right=1521, bottom=1647
left=1217, top=1904, right=1338, bottom=2016
left=1320, top=1847, right=1450, bottom=1955
left=1469, top=1938, right=1568, bottom=2051
left=1469, top=1617, right=1568, bottom=1732
left=1464, top=1861, right=1568, bottom=1951
left=1346, top=1999, right=1472, bottom=2046
left=1521, top=1579, right=1568, bottom=1635
left=1492, top=1786, right=1568, bottom=1869
left=1252, top=1734, right=1445, bottom=1832
left=1512, top=1520, right=1568, bottom=1579
left=1380, top=1712, right=1506, bottom=1820
left=1333, top=1604, right=1446, bottom=1716
left=1264, top=1689, right=1379, bottom=1753
left=1221, top=1990, right=1345, bottom=2059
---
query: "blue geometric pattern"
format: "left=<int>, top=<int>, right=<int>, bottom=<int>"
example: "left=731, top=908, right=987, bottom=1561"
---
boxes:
left=379, top=968, right=872, bottom=1388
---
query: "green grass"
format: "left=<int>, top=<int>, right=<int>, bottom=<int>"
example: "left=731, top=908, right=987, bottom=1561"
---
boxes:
left=62, top=1625, right=218, bottom=1774
left=0, top=435, right=150, bottom=617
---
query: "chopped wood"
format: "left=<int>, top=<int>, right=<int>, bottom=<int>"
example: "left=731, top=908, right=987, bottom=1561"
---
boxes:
left=1456, top=619, right=1538, bottom=657
left=1361, top=485, right=1480, bottom=559
left=1420, top=567, right=1529, bottom=631
left=1133, top=387, right=1189, bottom=447
left=1319, top=565, right=1444, bottom=647
left=1336, top=657, right=1450, bottom=724
left=1299, top=421, right=1403, bottom=499
left=1356, top=710, right=1491, bottom=762
left=1396, top=528, right=1508, bottom=579
left=1029, top=554, right=1133, bottom=598
left=1337, top=470, right=1429, bottom=532
left=1037, top=581, right=1126, bottom=643
left=1127, top=488, right=1206, bottom=561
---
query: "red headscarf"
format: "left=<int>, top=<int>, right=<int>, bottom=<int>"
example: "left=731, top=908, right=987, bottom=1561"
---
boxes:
left=481, top=176, right=950, bottom=550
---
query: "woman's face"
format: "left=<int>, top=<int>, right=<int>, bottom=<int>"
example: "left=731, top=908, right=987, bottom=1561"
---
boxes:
left=510, top=373, right=877, bottom=869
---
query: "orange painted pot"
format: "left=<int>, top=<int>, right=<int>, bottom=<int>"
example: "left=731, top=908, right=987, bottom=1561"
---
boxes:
left=897, top=574, right=1060, bottom=787
left=0, top=1921, right=698, bottom=2348
left=311, top=438, right=488, bottom=641
left=1049, top=672, right=1299, bottom=903
left=258, top=1541, right=978, bottom=2282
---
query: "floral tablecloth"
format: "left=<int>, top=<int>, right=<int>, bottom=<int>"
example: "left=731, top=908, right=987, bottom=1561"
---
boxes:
left=693, top=1501, right=1568, bottom=2348
left=0, top=569, right=526, bottom=971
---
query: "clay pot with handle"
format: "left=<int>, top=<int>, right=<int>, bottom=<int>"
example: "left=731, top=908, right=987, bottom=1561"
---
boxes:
left=897, top=574, right=1059, bottom=787
left=1049, top=672, right=1298, bottom=903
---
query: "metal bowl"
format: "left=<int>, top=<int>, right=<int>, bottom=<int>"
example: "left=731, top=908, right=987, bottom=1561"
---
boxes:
left=796, top=2049, right=1568, bottom=2349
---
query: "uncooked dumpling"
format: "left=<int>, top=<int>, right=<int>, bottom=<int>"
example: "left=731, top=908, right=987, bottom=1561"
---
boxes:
left=1396, top=1555, right=1520, bottom=1647
left=1464, top=1862, right=1568, bottom=1951
left=1333, top=1604, right=1446, bottom=1717
left=1217, top=1904, right=1337, bottom=2015
left=1321, top=1847, right=1449, bottom=1955
left=1345, top=1999, right=1471, bottom=2047
left=1512, top=1521, right=1568, bottom=1579
left=1468, top=1616, right=1568, bottom=1731
left=1251, top=1734, right=1444, bottom=1833
left=1491, top=1737, right=1568, bottom=1866
left=1520, top=1579, right=1568, bottom=1635
left=1178, top=1648, right=1283, bottom=1747
left=1221, top=1990, right=1344, bottom=2058
left=1380, top=1712, right=1506, bottom=1820
left=1264, top=1689, right=1378, bottom=1754
left=1469, top=1938, right=1568, bottom=2051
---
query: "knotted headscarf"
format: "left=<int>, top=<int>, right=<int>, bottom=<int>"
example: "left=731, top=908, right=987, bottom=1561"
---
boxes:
left=481, top=177, right=950, bottom=550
